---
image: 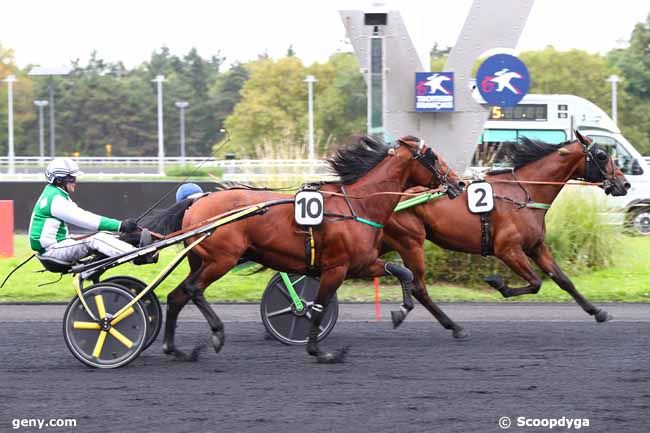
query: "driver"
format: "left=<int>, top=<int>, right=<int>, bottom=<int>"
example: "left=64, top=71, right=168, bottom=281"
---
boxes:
left=28, top=157, right=139, bottom=263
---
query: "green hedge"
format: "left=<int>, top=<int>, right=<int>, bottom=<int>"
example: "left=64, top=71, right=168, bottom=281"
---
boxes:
left=165, top=165, right=224, bottom=178
left=421, top=191, right=621, bottom=286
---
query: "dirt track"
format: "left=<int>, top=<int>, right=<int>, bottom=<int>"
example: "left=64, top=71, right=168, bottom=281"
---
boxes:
left=1, top=304, right=649, bottom=433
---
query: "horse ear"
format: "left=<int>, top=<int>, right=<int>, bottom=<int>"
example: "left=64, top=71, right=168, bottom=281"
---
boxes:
left=575, top=130, right=589, bottom=146
left=557, top=147, right=571, bottom=156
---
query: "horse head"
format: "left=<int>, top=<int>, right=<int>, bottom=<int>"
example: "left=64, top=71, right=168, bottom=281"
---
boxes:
left=573, top=131, right=630, bottom=196
left=395, top=135, right=465, bottom=199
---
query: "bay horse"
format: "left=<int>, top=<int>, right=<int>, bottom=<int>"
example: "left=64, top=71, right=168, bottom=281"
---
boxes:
left=142, top=135, right=464, bottom=362
left=381, top=131, right=630, bottom=338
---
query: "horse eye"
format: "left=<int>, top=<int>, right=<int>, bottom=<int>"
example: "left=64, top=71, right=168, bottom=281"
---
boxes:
left=596, top=150, right=608, bottom=162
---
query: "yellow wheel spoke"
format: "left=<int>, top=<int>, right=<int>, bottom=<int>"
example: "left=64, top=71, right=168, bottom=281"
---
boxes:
left=109, top=328, right=134, bottom=349
left=110, top=307, right=134, bottom=326
left=73, top=321, right=100, bottom=330
left=94, top=294, right=107, bottom=319
left=92, top=330, right=108, bottom=358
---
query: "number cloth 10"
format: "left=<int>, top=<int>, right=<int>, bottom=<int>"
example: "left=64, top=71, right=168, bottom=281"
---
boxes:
left=294, top=191, right=324, bottom=226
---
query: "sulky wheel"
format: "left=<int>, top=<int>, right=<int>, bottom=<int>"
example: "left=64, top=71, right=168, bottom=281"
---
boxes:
left=102, top=276, right=162, bottom=351
left=63, top=283, right=148, bottom=368
left=261, top=272, right=338, bottom=345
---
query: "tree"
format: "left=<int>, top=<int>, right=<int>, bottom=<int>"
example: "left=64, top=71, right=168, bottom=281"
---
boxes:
left=222, top=57, right=308, bottom=157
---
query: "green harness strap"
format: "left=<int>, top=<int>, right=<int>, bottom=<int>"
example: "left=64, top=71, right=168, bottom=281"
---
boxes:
left=394, top=191, right=446, bottom=212
left=523, top=202, right=551, bottom=210
left=353, top=191, right=446, bottom=228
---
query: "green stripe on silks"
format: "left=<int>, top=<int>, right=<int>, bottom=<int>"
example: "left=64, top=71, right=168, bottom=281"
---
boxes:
left=394, top=192, right=445, bottom=212
left=355, top=217, right=384, bottom=228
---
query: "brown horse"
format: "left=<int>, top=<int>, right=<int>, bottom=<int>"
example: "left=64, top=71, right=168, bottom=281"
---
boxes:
left=142, top=135, right=464, bottom=362
left=381, top=131, right=630, bottom=337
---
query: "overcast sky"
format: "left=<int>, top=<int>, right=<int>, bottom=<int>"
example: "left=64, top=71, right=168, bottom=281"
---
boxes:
left=1, top=0, right=649, bottom=70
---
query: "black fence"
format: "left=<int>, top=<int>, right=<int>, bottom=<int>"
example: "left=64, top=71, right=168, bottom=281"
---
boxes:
left=0, top=181, right=217, bottom=232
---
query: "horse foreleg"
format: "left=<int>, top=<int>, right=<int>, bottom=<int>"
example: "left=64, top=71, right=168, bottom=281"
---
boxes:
left=486, top=247, right=542, bottom=297
left=307, top=265, right=348, bottom=363
left=533, top=243, right=610, bottom=322
left=399, top=246, right=467, bottom=339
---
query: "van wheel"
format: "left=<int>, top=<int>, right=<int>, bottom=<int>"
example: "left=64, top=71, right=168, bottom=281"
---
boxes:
left=628, top=207, right=650, bottom=236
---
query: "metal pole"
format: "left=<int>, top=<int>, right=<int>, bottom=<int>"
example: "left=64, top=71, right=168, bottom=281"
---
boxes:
left=175, top=101, right=188, bottom=164
left=48, top=82, right=55, bottom=157
left=304, top=75, right=317, bottom=159
left=153, top=75, right=165, bottom=176
left=180, top=107, right=185, bottom=162
left=5, top=75, right=16, bottom=175
left=34, top=100, right=48, bottom=165
left=607, top=75, right=619, bottom=125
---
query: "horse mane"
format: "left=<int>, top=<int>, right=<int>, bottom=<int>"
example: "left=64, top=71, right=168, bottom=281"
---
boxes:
left=510, top=137, right=572, bottom=169
left=327, top=135, right=390, bottom=184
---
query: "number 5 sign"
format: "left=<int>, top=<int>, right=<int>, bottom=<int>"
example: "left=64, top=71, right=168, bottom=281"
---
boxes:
left=467, top=182, right=494, bottom=214
left=294, top=191, right=324, bottom=226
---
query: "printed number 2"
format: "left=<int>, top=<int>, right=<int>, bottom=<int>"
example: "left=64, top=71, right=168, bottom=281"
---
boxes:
left=297, top=197, right=322, bottom=219
left=475, top=188, right=488, bottom=207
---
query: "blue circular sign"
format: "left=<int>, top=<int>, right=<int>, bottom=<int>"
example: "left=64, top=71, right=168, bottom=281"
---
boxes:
left=476, top=54, right=530, bottom=107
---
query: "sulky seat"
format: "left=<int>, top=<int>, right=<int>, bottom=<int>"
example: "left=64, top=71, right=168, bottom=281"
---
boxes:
left=35, top=254, right=74, bottom=274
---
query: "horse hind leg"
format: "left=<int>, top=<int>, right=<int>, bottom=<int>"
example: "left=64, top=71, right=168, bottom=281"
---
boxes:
left=190, top=257, right=243, bottom=354
left=485, top=247, right=542, bottom=297
left=533, top=243, right=610, bottom=322
left=162, top=251, right=202, bottom=358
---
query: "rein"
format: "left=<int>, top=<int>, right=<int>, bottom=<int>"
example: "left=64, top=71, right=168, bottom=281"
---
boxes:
left=486, top=179, right=603, bottom=187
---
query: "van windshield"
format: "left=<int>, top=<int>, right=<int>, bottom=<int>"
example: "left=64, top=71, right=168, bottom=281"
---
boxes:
left=472, top=129, right=567, bottom=167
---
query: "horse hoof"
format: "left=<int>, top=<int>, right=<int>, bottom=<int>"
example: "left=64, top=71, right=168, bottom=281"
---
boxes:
left=316, top=346, right=349, bottom=364
left=211, top=331, right=225, bottom=353
left=594, top=309, right=612, bottom=323
left=484, top=275, right=504, bottom=290
left=453, top=328, right=469, bottom=340
left=391, top=310, right=405, bottom=329
left=162, top=342, right=174, bottom=355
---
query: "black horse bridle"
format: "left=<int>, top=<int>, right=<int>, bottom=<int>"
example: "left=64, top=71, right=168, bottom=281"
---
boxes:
left=399, top=138, right=453, bottom=190
left=582, top=140, right=617, bottom=193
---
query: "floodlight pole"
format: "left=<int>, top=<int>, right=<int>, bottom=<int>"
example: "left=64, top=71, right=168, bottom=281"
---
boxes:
left=607, top=75, right=620, bottom=125
left=4, top=75, right=16, bottom=175
left=34, top=100, right=49, bottom=165
left=304, top=75, right=317, bottom=159
left=175, top=101, right=189, bottom=164
left=153, top=75, right=166, bottom=176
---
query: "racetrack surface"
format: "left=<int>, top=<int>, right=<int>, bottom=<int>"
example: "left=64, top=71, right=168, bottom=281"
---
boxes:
left=1, top=304, right=649, bottom=433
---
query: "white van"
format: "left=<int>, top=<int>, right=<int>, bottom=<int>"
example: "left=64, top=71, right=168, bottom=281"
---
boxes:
left=469, top=94, right=650, bottom=235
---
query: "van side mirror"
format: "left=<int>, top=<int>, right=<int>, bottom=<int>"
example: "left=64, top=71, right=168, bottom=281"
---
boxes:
left=631, top=159, right=644, bottom=175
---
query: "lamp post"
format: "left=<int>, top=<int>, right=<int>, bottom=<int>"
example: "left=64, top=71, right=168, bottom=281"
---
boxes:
left=4, top=75, right=16, bottom=175
left=304, top=75, right=317, bottom=160
left=152, top=75, right=166, bottom=176
left=175, top=101, right=189, bottom=164
left=28, top=65, right=72, bottom=157
left=607, top=75, right=620, bottom=125
left=34, top=100, right=49, bottom=165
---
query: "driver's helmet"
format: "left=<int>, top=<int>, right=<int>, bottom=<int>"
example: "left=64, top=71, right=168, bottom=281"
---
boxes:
left=175, top=183, right=203, bottom=202
left=45, top=157, right=83, bottom=184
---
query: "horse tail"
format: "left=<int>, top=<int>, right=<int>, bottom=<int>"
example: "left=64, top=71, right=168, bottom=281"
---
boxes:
left=138, top=198, right=194, bottom=236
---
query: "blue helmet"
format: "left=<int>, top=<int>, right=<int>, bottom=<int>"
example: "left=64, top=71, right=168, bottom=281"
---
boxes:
left=175, top=183, right=203, bottom=202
